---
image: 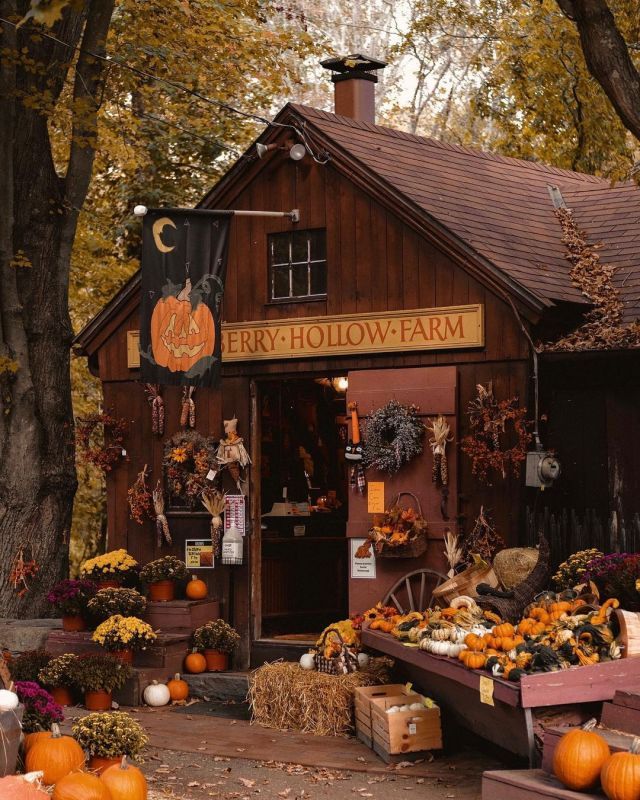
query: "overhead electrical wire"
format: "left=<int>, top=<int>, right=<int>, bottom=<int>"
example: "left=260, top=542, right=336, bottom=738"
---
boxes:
left=0, top=14, right=330, bottom=164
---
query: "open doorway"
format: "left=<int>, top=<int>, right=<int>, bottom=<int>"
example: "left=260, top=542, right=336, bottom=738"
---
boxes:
left=259, top=377, right=349, bottom=641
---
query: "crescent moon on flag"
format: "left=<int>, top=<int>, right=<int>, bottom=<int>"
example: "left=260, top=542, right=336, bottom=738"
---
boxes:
left=152, top=217, right=176, bottom=253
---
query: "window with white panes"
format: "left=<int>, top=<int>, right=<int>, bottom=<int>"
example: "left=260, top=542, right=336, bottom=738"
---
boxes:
left=268, top=229, right=327, bottom=301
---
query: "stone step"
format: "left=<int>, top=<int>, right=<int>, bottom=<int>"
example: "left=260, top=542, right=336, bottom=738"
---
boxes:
left=183, top=671, right=249, bottom=702
left=0, top=618, right=62, bottom=654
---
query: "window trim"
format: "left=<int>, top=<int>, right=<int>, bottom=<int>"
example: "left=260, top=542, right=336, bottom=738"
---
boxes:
left=268, top=229, right=327, bottom=302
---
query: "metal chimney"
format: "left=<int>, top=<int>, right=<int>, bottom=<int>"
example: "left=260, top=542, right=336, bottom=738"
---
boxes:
left=320, top=54, right=387, bottom=124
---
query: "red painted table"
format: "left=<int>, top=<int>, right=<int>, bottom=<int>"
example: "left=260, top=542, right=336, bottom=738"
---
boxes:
left=362, top=628, right=640, bottom=765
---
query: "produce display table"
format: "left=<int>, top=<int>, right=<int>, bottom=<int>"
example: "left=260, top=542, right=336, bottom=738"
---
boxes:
left=362, top=628, right=640, bottom=765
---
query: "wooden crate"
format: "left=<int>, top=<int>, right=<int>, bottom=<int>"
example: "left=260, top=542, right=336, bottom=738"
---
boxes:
left=143, top=598, right=221, bottom=634
left=354, top=684, right=409, bottom=748
left=46, top=630, right=189, bottom=671
left=370, top=693, right=442, bottom=762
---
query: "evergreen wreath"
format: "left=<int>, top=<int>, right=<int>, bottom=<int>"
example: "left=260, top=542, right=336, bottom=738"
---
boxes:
left=362, top=400, right=425, bottom=475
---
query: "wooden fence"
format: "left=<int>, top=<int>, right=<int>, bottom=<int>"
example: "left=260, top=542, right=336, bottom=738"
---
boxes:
left=524, top=507, right=640, bottom=565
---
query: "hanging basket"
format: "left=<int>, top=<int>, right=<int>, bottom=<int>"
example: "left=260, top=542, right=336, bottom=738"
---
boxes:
left=313, top=628, right=359, bottom=675
left=374, top=492, right=428, bottom=559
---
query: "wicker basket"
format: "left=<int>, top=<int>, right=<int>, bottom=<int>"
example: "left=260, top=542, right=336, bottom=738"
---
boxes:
left=432, top=562, right=499, bottom=605
left=314, top=628, right=359, bottom=675
left=376, top=492, right=428, bottom=559
left=613, top=609, right=640, bottom=658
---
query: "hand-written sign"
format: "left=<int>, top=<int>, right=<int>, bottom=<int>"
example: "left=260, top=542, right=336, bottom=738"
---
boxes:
left=221, top=306, right=483, bottom=362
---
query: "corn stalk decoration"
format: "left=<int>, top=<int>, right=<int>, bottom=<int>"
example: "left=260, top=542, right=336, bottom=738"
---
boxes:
left=202, top=488, right=225, bottom=558
left=427, top=414, right=453, bottom=519
left=153, top=481, right=172, bottom=547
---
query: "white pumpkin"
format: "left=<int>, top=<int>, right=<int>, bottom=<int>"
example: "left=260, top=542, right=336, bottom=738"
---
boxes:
left=431, top=627, right=451, bottom=641
left=409, top=702, right=424, bottom=711
left=357, top=652, right=369, bottom=668
left=143, top=680, right=171, bottom=707
left=0, top=689, right=19, bottom=710
left=299, top=653, right=316, bottom=670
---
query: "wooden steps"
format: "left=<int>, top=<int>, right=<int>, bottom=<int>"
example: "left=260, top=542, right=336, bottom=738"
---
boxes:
left=482, top=770, right=604, bottom=800
left=484, top=690, right=640, bottom=799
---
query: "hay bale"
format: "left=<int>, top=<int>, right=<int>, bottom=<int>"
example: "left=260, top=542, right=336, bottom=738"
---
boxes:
left=248, top=658, right=392, bottom=737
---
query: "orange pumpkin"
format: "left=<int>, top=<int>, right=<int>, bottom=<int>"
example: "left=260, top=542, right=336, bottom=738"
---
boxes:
left=100, top=756, right=148, bottom=800
left=600, top=737, right=640, bottom=800
left=52, top=772, right=112, bottom=800
left=150, top=279, right=215, bottom=372
left=464, top=633, right=486, bottom=652
left=167, top=673, right=189, bottom=702
left=493, top=623, right=515, bottom=638
left=0, top=774, right=49, bottom=800
left=185, top=575, right=207, bottom=600
left=553, top=719, right=610, bottom=791
left=23, top=731, right=51, bottom=754
left=184, top=649, right=207, bottom=674
left=25, top=724, right=85, bottom=785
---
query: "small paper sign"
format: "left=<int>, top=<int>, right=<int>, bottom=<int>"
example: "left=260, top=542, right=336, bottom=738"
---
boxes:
left=408, top=723, right=417, bottom=735
left=350, top=538, right=376, bottom=579
left=367, top=482, right=385, bottom=514
left=479, top=675, right=495, bottom=706
left=185, top=539, right=215, bottom=569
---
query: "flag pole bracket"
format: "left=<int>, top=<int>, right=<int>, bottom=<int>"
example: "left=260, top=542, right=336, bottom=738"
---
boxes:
left=133, top=206, right=299, bottom=222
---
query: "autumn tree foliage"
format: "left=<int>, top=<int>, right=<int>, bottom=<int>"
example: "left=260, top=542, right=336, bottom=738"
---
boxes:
left=0, top=0, right=312, bottom=610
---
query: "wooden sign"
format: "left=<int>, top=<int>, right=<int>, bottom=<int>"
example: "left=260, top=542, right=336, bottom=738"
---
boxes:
left=221, top=305, right=483, bottom=362
left=127, top=305, right=483, bottom=367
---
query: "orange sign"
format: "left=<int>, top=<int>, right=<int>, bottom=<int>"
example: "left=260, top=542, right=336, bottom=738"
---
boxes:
left=220, top=305, right=483, bottom=362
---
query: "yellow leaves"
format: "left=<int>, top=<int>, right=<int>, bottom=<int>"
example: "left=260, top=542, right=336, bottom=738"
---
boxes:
left=0, top=356, right=19, bottom=376
left=10, top=250, right=32, bottom=269
left=18, top=0, right=72, bottom=28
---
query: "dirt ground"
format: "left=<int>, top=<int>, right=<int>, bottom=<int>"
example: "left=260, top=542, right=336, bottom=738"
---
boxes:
left=140, top=736, right=502, bottom=800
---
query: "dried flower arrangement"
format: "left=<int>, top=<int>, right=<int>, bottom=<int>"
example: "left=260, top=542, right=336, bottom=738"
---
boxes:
left=355, top=499, right=428, bottom=558
left=461, top=506, right=505, bottom=564
left=127, top=465, right=153, bottom=525
left=144, top=383, right=165, bottom=435
left=92, top=615, right=157, bottom=652
left=72, top=711, right=148, bottom=758
left=10, top=546, right=39, bottom=597
left=68, top=653, right=132, bottom=693
left=75, top=412, right=128, bottom=472
left=15, top=681, right=64, bottom=732
left=87, top=588, right=147, bottom=623
left=193, top=620, right=240, bottom=654
left=362, top=400, right=425, bottom=475
left=47, top=579, right=98, bottom=616
left=38, top=654, right=78, bottom=689
left=461, top=383, right=531, bottom=483
left=443, top=528, right=463, bottom=578
left=10, top=649, right=52, bottom=683
left=163, top=430, right=216, bottom=508
left=547, top=208, right=640, bottom=351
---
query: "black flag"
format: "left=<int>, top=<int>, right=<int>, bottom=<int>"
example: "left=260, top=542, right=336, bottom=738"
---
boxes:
left=139, top=209, right=232, bottom=388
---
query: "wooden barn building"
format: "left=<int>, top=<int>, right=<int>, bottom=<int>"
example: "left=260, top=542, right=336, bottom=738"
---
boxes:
left=75, top=56, right=640, bottom=668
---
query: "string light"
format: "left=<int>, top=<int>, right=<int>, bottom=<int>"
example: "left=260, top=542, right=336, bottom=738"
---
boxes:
left=0, top=15, right=329, bottom=164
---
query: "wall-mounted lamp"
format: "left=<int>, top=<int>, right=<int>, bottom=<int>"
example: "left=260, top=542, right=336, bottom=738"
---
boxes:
left=256, top=142, right=281, bottom=159
left=289, top=143, right=306, bottom=161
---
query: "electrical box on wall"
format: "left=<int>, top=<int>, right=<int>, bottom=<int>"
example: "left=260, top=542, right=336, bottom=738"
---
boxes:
left=526, top=451, right=561, bottom=488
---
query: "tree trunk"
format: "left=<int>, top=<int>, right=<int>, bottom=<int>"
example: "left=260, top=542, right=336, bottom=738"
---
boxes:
left=557, top=0, right=640, bottom=142
left=0, top=0, right=115, bottom=617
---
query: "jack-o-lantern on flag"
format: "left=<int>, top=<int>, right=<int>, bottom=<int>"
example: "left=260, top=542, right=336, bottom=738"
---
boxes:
left=139, top=209, right=232, bottom=387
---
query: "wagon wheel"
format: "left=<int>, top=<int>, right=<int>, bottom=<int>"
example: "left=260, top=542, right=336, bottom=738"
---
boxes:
left=383, top=569, right=449, bottom=615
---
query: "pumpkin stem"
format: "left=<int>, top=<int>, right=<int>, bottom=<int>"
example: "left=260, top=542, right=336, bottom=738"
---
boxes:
left=174, top=673, right=181, bottom=680
left=120, top=755, right=129, bottom=769
left=51, top=722, right=62, bottom=738
left=582, top=718, right=598, bottom=732
left=191, top=574, right=197, bottom=581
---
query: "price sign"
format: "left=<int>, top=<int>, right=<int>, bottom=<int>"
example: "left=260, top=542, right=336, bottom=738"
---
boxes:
left=367, top=482, right=385, bottom=514
left=185, top=539, right=215, bottom=569
left=224, top=494, right=246, bottom=536
left=350, top=538, right=376, bottom=579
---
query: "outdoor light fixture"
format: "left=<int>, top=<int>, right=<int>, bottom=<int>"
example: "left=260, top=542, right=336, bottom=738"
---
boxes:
left=256, top=142, right=281, bottom=159
left=289, top=143, right=306, bottom=161
left=332, top=377, right=348, bottom=393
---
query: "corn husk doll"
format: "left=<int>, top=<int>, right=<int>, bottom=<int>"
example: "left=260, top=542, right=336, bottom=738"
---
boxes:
left=216, top=417, right=251, bottom=492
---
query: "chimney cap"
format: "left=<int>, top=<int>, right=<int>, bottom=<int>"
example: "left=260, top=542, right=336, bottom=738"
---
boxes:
left=320, top=53, right=387, bottom=83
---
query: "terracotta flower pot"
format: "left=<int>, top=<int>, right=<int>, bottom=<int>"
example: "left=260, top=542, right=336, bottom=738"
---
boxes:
left=50, top=686, right=74, bottom=706
left=89, top=755, right=122, bottom=774
left=149, top=579, right=175, bottom=602
left=112, top=648, right=133, bottom=665
left=62, top=614, right=86, bottom=632
left=84, top=689, right=112, bottom=711
left=96, top=579, right=121, bottom=589
left=204, top=650, right=229, bottom=672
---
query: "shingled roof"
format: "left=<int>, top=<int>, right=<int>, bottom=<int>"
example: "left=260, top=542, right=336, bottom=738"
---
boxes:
left=290, top=104, right=640, bottom=322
